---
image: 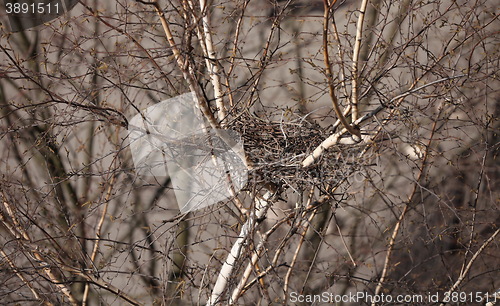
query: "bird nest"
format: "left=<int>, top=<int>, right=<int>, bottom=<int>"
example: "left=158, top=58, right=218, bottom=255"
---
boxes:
left=228, top=112, right=363, bottom=193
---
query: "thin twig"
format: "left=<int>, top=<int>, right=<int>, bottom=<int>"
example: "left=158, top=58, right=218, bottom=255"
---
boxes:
left=1, top=198, right=78, bottom=305
left=459, top=149, right=486, bottom=279
left=82, top=174, right=117, bottom=305
left=0, top=245, right=48, bottom=304
left=331, top=13, right=350, bottom=99
left=225, top=0, right=249, bottom=108
left=372, top=205, right=408, bottom=304
left=372, top=102, right=442, bottom=304
left=78, top=271, right=144, bottom=306
left=333, top=213, right=357, bottom=267
left=282, top=188, right=318, bottom=301
left=439, top=228, right=500, bottom=306
left=246, top=0, right=290, bottom=109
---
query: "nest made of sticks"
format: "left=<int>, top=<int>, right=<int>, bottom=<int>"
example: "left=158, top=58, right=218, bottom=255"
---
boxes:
left=228, top=112, right=364, bottom=191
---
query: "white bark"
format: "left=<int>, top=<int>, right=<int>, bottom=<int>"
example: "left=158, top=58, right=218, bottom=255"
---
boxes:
left=206, top=191, right=274, bottom=306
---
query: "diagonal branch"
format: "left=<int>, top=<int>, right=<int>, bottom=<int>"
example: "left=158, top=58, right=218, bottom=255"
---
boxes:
left=372, top=101, right=442, bottom=304
left=439, top=227, right=500, bottom=306
left=0, top=246, right=48, bottom=304
left=82, top=173, right=117, bottom=305
left=206, top=189, right=276, bottom=306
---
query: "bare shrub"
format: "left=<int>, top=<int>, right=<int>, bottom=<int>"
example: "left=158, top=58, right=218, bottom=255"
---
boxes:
left=1, top=0, right=498, bottom=305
